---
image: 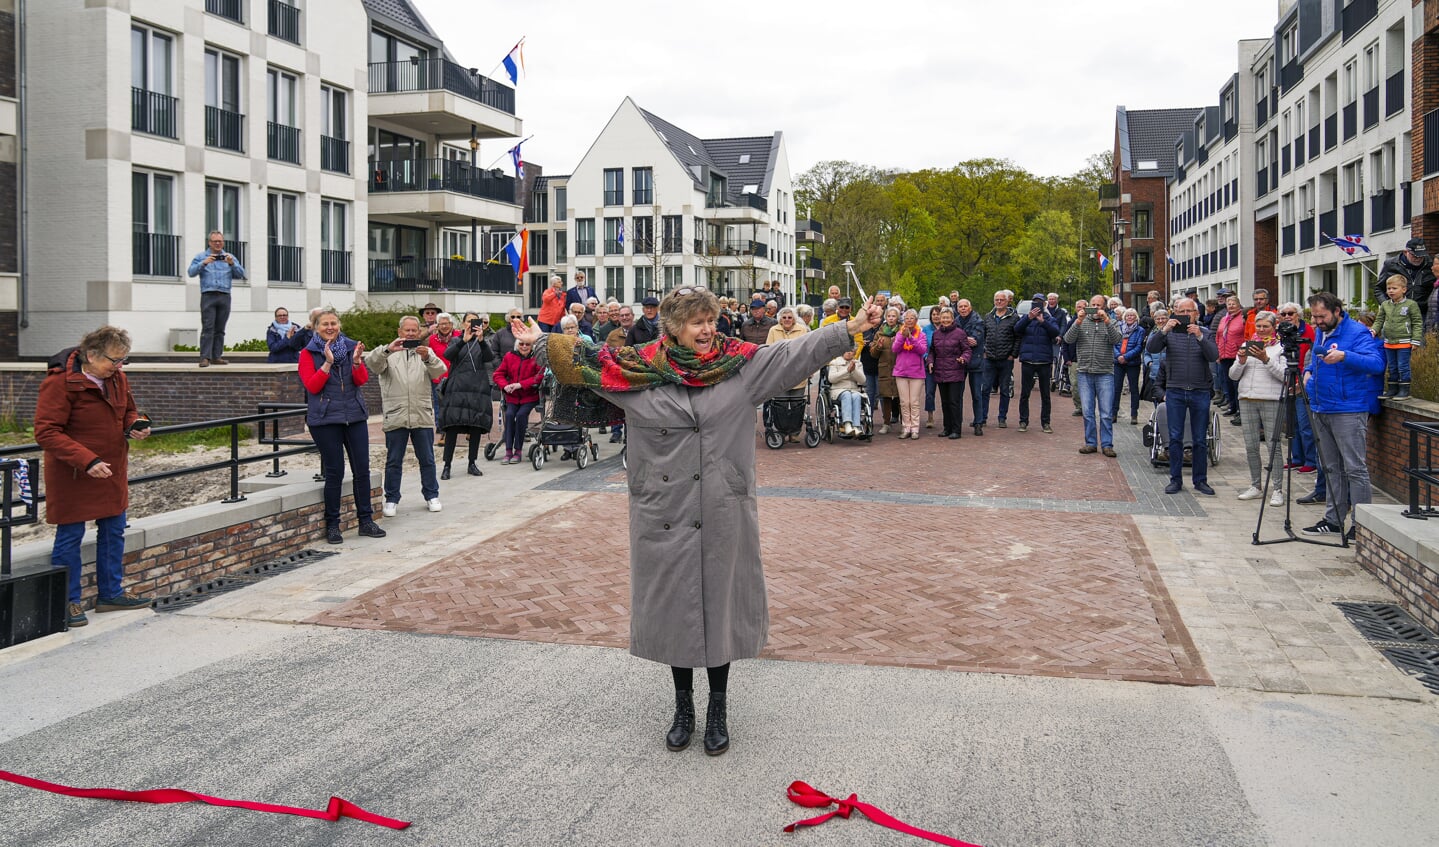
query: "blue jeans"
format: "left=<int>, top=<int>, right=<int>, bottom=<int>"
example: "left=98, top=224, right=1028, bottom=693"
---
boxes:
left=53, top=512, right=127, bottom=603
left=966, top=369, right=985, bottom=424
left=924, top=372, right=936, bottom=413
left=865, top=371, right=880, bottom=411
left=1386, top=347, right=1412, bottom=383
left=383, top=427, right=438, bottom=504
left=1290, top=395, right=1318, bottom=467
left=980, top=358, right=1012, bottom=424
left=1076, top=372, right=1115, bottom=448
left=838, top=390, right=863, bottom=427
left=310, top=420, right=374, bottom=526
left=1165, top=388, right=1211, bottom=485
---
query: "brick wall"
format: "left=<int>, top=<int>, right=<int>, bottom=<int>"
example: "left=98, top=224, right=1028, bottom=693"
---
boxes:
left=1366, top=396, right=1439, bottom=502
left=1417, top=2, right=1438, bottom=229
left=66, top=484, right=382, bottom=610
left=1115, top=173, right=1173, bottom=307
left=1253, top=217, right=1277, bottom=300
left=0, top=365, right=382, bottom=427
left=1355, top=525, right=1439, bottom=636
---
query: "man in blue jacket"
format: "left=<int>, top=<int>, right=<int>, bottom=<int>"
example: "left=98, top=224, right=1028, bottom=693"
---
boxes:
left=187, top=230, right=246, bottom=367
left=1014, top=296, right=1060, bottom=433
left=1301, top=291, right=1385, bottom=540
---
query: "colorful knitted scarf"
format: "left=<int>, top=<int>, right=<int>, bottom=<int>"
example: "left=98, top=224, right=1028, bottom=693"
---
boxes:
left=877, top=323, right=899, bottom=338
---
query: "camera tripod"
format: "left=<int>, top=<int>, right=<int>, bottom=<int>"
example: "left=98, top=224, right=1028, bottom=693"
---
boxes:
left=1252, top=362, right=1347, bottom=548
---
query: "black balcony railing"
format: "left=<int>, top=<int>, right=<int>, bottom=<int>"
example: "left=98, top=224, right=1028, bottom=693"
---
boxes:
left=205, top=0, right=243, bottom=24
left=1257, top=166, right=1269, bottom=197
left=1256, top=96, right=1270, bottom=127
left=1324, top=113, right=1338, bottom=150
left=1299, top=217, right=1315, bottom=250
left=1342, top=200, right=1363, bottom=236
left=1281, top=146, right=1291, bottom=174
left=321, top=249, right=351, bottom=286
left=1279, top=58, right=1303, bottom=94
left=370, top=158, right=517, bottom=205
left=1219, top=247, right=1229, bottom=270
left=1229, top=244, right=1238, bottom=268
left=1371, top=189, right=1396, bottom=233
left=1341, top=0, right=1377, bottom=42
left=223, top=240, right=247, bottom=271
left=267, top=122, right=301, bottom=164
left=603, top=190, right=623, bottom=206
left=269, top=245, right=302, bottom=283
left=1308, top=125, right=1320, bottom=158
left=604, top=239, right=624, bottom=255
left=1425, top=109, right=1439, bottom=176
left=367, top=58, right=516, bottom=116
left=575, top=239, right=594, bottom=256
left=798, top=219, right=824, bottom=234
left=1318, top=210, right=1336, bottom=242
left=131, top=88, right=178, bottom=139
left=205, top=105, right=245, bottom=152
left=1342, top=102, right=1357, bottom=140
left=662, top=237, right=683, bottom=253
left=1282, top=224, right=1296, bottom=255
left=369, top=258, right=520, bottom=294
left=320, top=135, right=349, bottom=173
left=1363, top=87, right=1380, bottom=129
left=1402, top=181, right=1412, bottom=226
left=705, top=240, right=768, bottom=258
left=1293, top=138, right=1304, bottom=167
left=1386, top=72, right=1404, bottom=118
left=268, top=0, right=300, bottom=44
left=805, top=256, right=824, bottom=270
left=132, top=231, right=181, bottom=277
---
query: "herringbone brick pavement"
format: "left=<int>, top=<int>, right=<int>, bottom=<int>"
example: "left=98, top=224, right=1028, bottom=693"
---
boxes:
left=314, top=493, right=1207, bottom=685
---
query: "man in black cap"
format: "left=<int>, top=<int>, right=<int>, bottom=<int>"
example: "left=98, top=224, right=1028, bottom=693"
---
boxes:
left=1377, top=237, right=1435, bottom=325
left=739, top=295, right=776, bottom=345
left=626, top=296, right=662, bottom=346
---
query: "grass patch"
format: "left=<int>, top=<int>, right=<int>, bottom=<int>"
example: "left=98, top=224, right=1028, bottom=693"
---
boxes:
left=129, top=425, right=254, bottom=453
left=1411, top=332, right=1439, bottom=403
left=173, top=338, right=268, bottom=353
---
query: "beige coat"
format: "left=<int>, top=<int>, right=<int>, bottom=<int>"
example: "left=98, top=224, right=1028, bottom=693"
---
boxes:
left=766, top=321, right=810, bottom=389
left=364, top=345, right=448, bottom=431
left=543, top=321, right=854, bottom=667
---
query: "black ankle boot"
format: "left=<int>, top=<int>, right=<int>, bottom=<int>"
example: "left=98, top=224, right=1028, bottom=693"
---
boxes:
left=467, top=462, right=483, bottom=476
left=666, top=690, right=695, bottom=752
left=440, top=464, right=452, bottom=480
left=703, top=691, right=729, bottom=756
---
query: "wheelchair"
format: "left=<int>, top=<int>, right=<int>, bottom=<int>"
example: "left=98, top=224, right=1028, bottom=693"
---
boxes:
left=814, top=370, right=872, bottom=443
left=1142, top=398, right=1222, bottom=468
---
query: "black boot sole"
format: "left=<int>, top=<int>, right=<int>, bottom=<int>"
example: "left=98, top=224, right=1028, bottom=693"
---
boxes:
left=666, top=737, right=691, bottom=752
left=703, top=741, right=729, bottom=756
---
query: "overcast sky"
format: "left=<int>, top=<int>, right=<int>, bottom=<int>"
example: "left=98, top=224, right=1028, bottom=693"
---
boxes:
left=416, top=0, right=1280, bottom=180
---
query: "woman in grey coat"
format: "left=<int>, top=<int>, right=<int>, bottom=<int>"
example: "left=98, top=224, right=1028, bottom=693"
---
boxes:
left=512, top=288, right=880, bottom=756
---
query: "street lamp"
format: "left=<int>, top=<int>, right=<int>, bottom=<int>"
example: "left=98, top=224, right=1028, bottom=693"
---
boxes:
left=841, top=260, right=855, bottom=301
left=1113, top=218, right=1130, bottom=303
left=797, top=245, right=809, bottom=301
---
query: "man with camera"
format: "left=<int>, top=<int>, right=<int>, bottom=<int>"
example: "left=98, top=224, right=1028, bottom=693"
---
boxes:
left=187, top=230, right=247, bottom=367
left=1064, top=295, right=1123, bottom=455
left=1147, top=297, right=1219, bottom=494
left=1300, top=291, right=1385, bottom=539
left=364, top=316, right=449, bottom=516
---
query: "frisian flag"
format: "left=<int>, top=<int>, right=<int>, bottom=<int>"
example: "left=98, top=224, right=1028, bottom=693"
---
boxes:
left=1096, top=251, right=1111, bottom=271
left=508, top=142, right=524, bottom=181
left=1323, top=233, right=1372, bottom=255
left=501, top=39, right=525, bottom=86
left=503, top=229, right=529, bottom=280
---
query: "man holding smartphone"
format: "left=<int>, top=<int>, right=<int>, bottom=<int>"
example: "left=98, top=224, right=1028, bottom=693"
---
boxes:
left=364, top=316, right=448, bottom=516
left=1148, top=298, right=1220, bottom=495
left=187, top=230, right=247, bottom=367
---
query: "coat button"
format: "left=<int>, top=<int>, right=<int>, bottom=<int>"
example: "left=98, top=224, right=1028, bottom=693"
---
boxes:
left=693, top=521, right=702, bottom=528
left=693, top=473, right=700, bottom=480
left=693, top=426, right=699, bottom=432
left=663, top=523, right=670, bottom=530
left=662, top=475, right=669, bottom=482
left=660, top=428, right=667, bottom=435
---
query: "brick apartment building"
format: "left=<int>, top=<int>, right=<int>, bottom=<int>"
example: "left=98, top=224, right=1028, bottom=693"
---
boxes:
left=1416, top=0, right=1439, bottom=246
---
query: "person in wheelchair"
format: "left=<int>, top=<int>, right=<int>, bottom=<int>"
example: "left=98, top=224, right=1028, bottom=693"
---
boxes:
left=825, top=347, right=867, bottom=437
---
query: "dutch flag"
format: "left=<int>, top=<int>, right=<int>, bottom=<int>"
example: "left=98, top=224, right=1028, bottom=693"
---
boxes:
left=501, top=40, right=525, bottom=86
left=1096, top=251, right=1111, bottom=271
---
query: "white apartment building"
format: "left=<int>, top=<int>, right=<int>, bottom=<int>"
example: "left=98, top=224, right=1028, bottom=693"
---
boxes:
left=1266, top=0, right=1414, bottom=307
left=1168, top=39, right=1268, bottom=306
left=523, top=97, right=795, bottom=307
left=24, top=0, right=368, bottom=355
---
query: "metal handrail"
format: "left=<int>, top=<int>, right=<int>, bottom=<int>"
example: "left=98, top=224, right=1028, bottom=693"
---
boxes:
left=1403, top=420, right=1439, bottom=520
left=0, top=458, right=39, bottom=576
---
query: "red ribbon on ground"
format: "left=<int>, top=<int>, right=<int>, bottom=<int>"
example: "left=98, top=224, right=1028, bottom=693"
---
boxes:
left=783, top=780, right=982, bottom=847
left=0, top=769, right=410, bottom=830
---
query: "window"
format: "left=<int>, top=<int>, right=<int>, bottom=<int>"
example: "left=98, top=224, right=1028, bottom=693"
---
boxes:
left=442, top=229, right=469, bottom=260
left=268, top=191, right=301, bottom=283
left=321, top=199, right=348, bottom=284
left=706, top=174, right=726, bottom=207
left=603, top=168, right=623, bottom=206
left=320, top=85, right=349, bottom=173
left=1281, top=24, right=1298, bottom=63
left=530, top=231, right=549, bottom=266
left=632, top=167, right=653, bottom=204
left=530, top=189, right=548, bottom=223
left=1132, top=209, right=1152, bottom=239
left=604, top=217, right=624, bottom=254
left=555, top=187, right=567, bottom=221
left=204, top=180, right=243, bottom=266
left=132, top=170, right=178, bottom=276
left=1222, top=88, right=1234, bottom=122
left=1363, top=42, right=1379, bottom=90
left=1343, top=60, right=1357, bottom=104
left=664, top=265, right=684, bottom=289
left=575, top=218, right=595, bottom=255
left=631, top=215, right=654, bottom=253
left=633, top=265, right=654, bottom=301
left=268, top=0, right=301, bottom=44
left=370, top=28, right=425, bottom=67
left=204, top=48, right=244, bottom=151
left=606, top=266, right=624, bottom=299
left=1133, top=252, right=1152, bottom=283
left=662, top=215, right=682, bottom=253
left=555, top=230, right=567, bottom=263
left=131, top=26, right=176, bottom=138
left=1342, top=161, right=1364, bottom=204
left=267, top=68, right=300, bottom=164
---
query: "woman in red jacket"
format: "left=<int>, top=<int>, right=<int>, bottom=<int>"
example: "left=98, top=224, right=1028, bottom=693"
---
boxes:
left=491, top=338, right=543, bottom=463
left=538, top=275, right=566, bottom=332
left=33, top=325, right=153, bottom=628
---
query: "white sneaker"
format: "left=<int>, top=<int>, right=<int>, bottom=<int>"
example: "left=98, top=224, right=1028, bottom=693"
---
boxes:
left=1237, top=486, right=1261, bottom=501
left=382, top=502, right=398, bottom=517
left=427, top=498, right=442, bottom=513
left=1270, top=489, right=1284, bottom=507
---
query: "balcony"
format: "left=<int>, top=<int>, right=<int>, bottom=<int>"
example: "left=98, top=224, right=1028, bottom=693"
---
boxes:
left=268, top=0, right=300, bottom=44
left=1279, top=58, right=1303, bottom=94
left=1371, top=189, right=1396, bottom=233
left=1299, top=217, right=1315, bottom=251
left=575, top=239, right=595, bottom=256
left=1281, top=146, right=1291, bottom=175
left=1256, top=166, right=1269, bottom=197
left=205, top=106, right=245, bottom=153
left=1386, top=72, right=1404, bottom=118
left=267, top=121, right=301, bottom=165
left=1281, top=224, right=1296, bottom=255
left=1341, top=0, right=1377, bottom=42
left=1324, top=113, right=1338, bottom=150
left=132, top=230, right=180, bottom=277
left=269, top=245, right=302, bottom=283
left=1342, top=102, right=1357, bottom=141
left=369, top=258, right=520, bottom=295
left=1256, top=96, right=1270, bottom=127
left=131, top=88, right=178, bottom=139
left=223, top=240, right=247, bottom=271
left=1427, top=109, right=1439, bottom=176
left=321, top=249, right=351, bottom=286
left=704, top=239, right=768, bottom=259
left=701, top=192, right=769, bottom=223
left=795, top=219, right=825, bottom=242
left=1342, top=200, right=1363, bottom=236
left=320, top=135, right=349, bottom=174
left=1293, top=137, right=1304, bottom=168
left=367, top=58, right=519, bottom=140
left=1318, top=210, right=1336, bottom=243
left=1363, top=87, right=1380, bottom=130
left=662, top=237, right=683, bottom=254
left=205, top=0, right=243, bottom=24
left=604, top=239, right=623, bottom=255
left=1308, top=125, right=1320, bottom=159
left=369, top=158, right=519, bottom=226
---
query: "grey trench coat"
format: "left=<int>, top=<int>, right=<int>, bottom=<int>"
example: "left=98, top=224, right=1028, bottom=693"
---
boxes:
left=541, top=321, right=854, bottom=667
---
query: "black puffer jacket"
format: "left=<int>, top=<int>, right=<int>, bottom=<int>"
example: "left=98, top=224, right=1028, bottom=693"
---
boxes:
left=438, top=336, right=494, bottom=432
left=981, top=310, right=1020, bottom=360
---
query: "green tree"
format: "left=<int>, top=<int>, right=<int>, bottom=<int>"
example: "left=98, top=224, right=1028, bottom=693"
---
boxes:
left=795, top=160, right=891, bottom=299
left=1012, top=210, right=1079, bottom=299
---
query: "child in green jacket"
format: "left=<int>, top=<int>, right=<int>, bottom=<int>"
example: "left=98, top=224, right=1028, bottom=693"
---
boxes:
left=1373, top=274, right=1424, bottom=399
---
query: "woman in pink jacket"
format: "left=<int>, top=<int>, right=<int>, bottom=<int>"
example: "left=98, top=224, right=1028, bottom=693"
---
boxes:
left=891, top=308, right=929, bottom=439
left=1215, top=295, right=1247, bottom=420
left=491, top=338, right=544, bottom=463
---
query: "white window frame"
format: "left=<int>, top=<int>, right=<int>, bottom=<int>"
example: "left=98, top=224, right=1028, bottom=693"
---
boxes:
left=442, top=229, right=469, bottom=260
left=320, top=84, right=347, bottom=140
left=205, top=47, right=242, bottom=111
left=133, top=169, right=176, bottom=236
left=268, top=67, right=298, bottom=127
left=131, top=25, right=174, bottom=95
left=204, top=180, right=243, bottom=241
left=321, top=198, right=347, bottom=251
left=268, top=191, right=300, bottom=247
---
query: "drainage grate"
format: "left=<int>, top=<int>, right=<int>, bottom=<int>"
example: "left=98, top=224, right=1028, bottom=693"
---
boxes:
left=1333, top=602, right=1439, bottom=648
left=152, top=549, right=338, bottom=613
left=1380, top=649, right=1439, bottom=696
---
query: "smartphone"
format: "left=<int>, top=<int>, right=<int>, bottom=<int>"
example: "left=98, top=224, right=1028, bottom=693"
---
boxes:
left=401, top=339, right=422, bottom=349
left=1175, top=315, right=1192, bottom=328
left=1245, top=340, right=1264, bottom=353
left=470, top=319, right=483, bottom=330
left=128, top=418, right=151, bottom=433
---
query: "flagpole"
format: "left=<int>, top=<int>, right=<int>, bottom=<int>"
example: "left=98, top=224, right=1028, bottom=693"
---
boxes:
left=485, top=134, right=534, bottom=171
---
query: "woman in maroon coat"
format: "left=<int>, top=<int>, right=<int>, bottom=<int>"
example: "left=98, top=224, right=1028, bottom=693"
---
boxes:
left=33, top=326, right=153, bottom=628
left=928, top=307, right=972, bottom=439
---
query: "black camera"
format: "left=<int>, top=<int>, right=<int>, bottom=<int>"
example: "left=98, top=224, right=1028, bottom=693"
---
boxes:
left=1275, top=320, right=1302, bottom=363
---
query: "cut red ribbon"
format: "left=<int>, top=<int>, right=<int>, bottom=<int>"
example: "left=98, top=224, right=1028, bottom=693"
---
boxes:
left=783, top=780, right=982, bottom=847
left=0, top=769, right=410, bottom=830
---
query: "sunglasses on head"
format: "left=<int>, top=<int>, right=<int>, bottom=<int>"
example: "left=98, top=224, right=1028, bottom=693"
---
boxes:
left=673, top=285, right=709, bottom=297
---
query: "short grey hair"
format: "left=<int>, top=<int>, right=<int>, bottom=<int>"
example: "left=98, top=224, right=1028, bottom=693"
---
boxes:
left=398, top=315, right=421, bottom=329
left=436, top=311, right=454, bottom=324
left=1107, top=297, right=1123, bottom=308
left=1122, top=308, right=1138, bottom=319
left=822, top=298, right=838, bottom=313
left=1279, top=301, right=1303, bottom=314
left=559, top=314, right=578, bottom=330
left=1173, top=297, right=1196, bottom=311
left=796, top=304, right=814, bottom=321
left=1254, top=310, right=1279, bottom=325
left=777, top=305, right=798, bottom=319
